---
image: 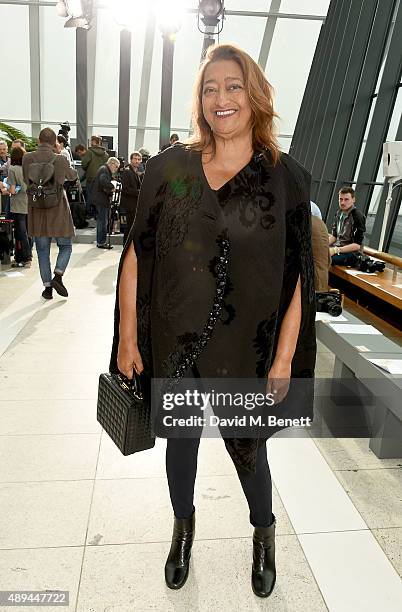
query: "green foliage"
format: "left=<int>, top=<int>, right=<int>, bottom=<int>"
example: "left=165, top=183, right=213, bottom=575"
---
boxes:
left=0, top=122, right=38, bottom=152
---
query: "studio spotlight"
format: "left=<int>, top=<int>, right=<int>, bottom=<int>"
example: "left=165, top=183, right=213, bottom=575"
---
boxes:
left=64, top=16, right=90, bottom=29
left=55, top=0, right=93, bottom=29
left=198, top=0, right=225, bottom=32
left=56, top=1, right=68, bottom=18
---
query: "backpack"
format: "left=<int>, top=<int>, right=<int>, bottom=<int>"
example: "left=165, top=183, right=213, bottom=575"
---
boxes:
left=26, top=154, right=60, bottom=209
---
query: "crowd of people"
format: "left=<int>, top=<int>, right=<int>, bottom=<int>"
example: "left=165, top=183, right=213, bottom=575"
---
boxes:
left=0, top=128, right=152, bottom=298
left=0, top=124, right=366, bottom=301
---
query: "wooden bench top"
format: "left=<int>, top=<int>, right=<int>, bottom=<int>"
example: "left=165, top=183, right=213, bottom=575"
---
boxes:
left=330, top=264, right=402, bottom=310
left=363, top=247, right=402, bottom=269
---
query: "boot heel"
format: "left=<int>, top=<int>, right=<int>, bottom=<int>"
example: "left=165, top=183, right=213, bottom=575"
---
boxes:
left=251, top=514, right=276, bottom=598
left=165, top=509, right=195, bottom=589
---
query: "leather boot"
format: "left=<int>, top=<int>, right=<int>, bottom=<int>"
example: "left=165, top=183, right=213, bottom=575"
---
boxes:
left=251, top=514, right=276, bottom=597
left=164, top=509, right=195, bottom=589
left=41, top=287, right=53, bottom=300
left=51, top=273, right=68, bottom=297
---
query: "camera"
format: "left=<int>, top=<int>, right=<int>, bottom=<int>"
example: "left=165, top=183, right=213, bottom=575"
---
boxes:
left=316, top=290, right=343, bottom=317
left=58, top=121, right=71, bottom=145
left=356, top=254, right=385, bottom=273
left=59, top=121, right=71, bottom=133
left=118, top=157, right=125, bottom=173
left=351, top=252, right=385, bottom=273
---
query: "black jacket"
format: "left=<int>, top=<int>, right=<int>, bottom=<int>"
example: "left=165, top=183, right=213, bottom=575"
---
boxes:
left=120, top=165, right=141, bottom=214
left=110, top=145, right=316, bottom=474
left=92, top=165, right=114, bottom=208
left=331, top=206, right=366, bottom=247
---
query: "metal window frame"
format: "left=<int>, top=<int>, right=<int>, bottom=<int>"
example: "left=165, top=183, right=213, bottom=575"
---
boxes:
left=159, top=31, right=175, bottom=151
left=294, top=0, right=343, bottom=165
left=29, top=0, right=41, bottom=137
left=302, top=0, right=346, bottom=169
left=309, top=0, right=363, bottom=201
left=118, top=28, right=132, bottom=160
left=314, top=0, right=380, bottom=217
left=134, top=11, right=156, bottom=150
left=369, top=94, right=402, bottom=249
left=75, top=10, right=97, bottom=146
left=289, top=5, right=330, bottom=160
left=258, top=0, right=281, bottom=71
left=354, top=1, right=402, bottom=223
left=325, top=0, right=396, bottom=227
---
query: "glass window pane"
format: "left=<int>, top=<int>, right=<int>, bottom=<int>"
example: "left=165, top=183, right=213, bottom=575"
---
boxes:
left=128, top=15, right=148, bottom=127
left=142, top=129, right=161, bottom=155
left=224, top=0, right=281, bottom=10
left=279, top=1, right=330, bottom=15
left=386, top=86, right=402, bottom=141
left=388, top=200, right=402, bottom=257
left=365, top=185, right=382, bottom=242
left=40, top=6, right=76, bottom=124
left=219, top=15, right=266, bottom=63
left=375, top=0, right=400, bottom=92
left=359, top=85, right=401, bottom=227
left=0, top=4, right=30, bottom=121
left=277, top=136, right=292, bottom=153
left=0, top=123, right=33, bottom=142
left=265, top=18, right=322, bottom=135
left=129, top=129, right=137, bottom=155
left=353, top=98, right=376, bottom=180
left=93, top=10, right=121, bottom=127
left=171, top=14, right=204, bottom=131
left=143, top=30, right=163, bottom=130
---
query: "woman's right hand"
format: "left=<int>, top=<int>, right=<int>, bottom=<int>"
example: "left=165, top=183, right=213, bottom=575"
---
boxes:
left=117, top=337, right=144, bottom=380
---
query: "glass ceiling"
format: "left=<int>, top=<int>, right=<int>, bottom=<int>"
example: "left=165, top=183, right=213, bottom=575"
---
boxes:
left=0, top=0, right=330, bottom=154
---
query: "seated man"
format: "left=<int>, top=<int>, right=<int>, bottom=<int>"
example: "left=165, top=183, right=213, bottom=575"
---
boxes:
left=329, top=186, right=366, bottom=265
left=311, top=203, right=331, bottom=291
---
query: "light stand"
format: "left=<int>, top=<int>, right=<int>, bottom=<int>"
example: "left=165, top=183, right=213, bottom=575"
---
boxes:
left=105, top=208, right=113, bottom=250
left=104, top=179, right=123, bottom=250
left=378, top=179, right=397, bottom=252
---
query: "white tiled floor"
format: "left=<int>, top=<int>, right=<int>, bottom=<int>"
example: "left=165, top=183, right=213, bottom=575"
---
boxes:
left=0, top=243, right=401, bottom=612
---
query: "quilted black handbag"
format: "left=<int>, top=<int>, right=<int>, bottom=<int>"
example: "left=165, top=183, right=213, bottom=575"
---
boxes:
left=97, top=371, right=155, bottom=455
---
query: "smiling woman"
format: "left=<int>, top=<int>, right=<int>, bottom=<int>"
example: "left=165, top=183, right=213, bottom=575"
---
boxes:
left=187, top=43, right=280, bottom=162
left=111, top=42, right=316, bottom=598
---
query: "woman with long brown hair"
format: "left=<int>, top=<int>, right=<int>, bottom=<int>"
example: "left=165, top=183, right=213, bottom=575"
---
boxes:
left=110, top=43, right=316, bottom=597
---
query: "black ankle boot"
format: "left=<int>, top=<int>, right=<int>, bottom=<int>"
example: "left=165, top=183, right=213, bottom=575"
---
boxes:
left=51, top=273, right=68, bottom=297
left=164, top=509, right=195, bottom=589
left=41, top=286, right=53, bottom=300
left=251, top=514, right=276, bottom=598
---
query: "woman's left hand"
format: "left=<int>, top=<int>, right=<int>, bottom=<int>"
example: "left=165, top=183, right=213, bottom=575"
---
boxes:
left=267, top=357, right=292, bottom=404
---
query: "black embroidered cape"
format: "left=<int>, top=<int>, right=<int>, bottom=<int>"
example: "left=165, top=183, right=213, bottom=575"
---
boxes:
left=110, top=144, right=316, bottom=474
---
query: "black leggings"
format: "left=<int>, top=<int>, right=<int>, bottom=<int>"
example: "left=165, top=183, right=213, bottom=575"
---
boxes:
left=166, top=436, right=273, bottom=527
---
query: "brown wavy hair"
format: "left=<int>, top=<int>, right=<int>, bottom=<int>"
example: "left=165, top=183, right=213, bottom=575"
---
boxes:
left=185, top=43, right=281, bottom=165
